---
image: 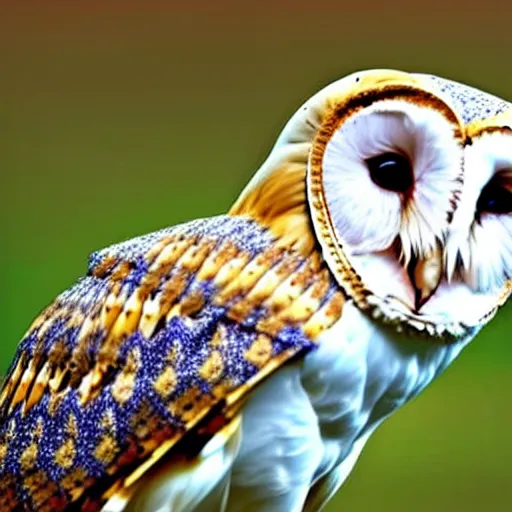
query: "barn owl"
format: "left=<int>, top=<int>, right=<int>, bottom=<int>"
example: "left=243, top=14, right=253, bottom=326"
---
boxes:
left=1, top=69, right=511, bottom=512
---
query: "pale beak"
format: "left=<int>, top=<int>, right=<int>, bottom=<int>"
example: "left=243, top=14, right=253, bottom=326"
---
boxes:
left=409, top=243, right=443, bottom=312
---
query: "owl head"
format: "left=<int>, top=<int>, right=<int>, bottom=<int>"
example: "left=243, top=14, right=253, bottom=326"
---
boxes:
left=231, top=69, right=512, bottom=340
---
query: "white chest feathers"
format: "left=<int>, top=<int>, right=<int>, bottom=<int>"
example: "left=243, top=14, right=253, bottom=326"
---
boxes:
left=113, top=302, right=473, bottom=512
left=226, top=301, right=472, bottom=511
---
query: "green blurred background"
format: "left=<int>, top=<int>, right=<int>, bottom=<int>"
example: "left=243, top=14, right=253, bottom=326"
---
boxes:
left=2, top=2, right=512, bottom=510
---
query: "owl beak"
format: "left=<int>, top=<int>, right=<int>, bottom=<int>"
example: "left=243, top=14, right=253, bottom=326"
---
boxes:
left=409, top=243, right=443, bottom=312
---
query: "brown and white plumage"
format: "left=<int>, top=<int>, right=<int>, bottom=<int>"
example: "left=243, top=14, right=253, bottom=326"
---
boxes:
left=1, top=69, right=511, bottom=511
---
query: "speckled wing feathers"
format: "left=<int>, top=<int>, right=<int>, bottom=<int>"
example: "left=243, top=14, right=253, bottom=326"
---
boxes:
left=0, top=215, right=343, bottom=512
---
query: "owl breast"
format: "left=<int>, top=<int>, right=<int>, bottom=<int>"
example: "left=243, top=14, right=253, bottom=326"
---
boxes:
left=225, top=302, right=471, bottom=510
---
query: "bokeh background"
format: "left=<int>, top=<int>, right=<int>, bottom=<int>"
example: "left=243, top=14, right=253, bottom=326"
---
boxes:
left=2, top=1, right=512, bottom=510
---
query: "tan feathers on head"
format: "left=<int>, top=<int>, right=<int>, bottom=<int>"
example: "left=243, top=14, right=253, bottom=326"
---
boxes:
left=230, top=69, right=512, bottom=340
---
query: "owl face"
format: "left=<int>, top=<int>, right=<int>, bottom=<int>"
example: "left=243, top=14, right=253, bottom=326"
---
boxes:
left=449, top=129, right=512, bottom=290
left=442, top=123, right=512, bottom=318
left=233, top=69, right=512, bottom=340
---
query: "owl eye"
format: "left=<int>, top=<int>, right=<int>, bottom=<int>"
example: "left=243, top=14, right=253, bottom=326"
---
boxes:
left=476, top=182, right=512, bottom=215
left=366, top=152, right=414, bottom=192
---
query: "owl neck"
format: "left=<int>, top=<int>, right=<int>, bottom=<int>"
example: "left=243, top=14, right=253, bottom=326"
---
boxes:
left=229, top=144, right=316, bottom=256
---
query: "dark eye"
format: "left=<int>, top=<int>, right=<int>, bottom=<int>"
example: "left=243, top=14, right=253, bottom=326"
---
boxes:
left=476, top=182, right=512, bottom=215
left=366, top=152, right=414, bottom=192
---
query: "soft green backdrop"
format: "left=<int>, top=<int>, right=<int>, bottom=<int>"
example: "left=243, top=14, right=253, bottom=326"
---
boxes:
left=2, top=2, right=511, bottom=510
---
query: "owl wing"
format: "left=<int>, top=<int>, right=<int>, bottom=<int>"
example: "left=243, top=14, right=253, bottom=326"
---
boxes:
left=0, top=214, right=343, bottom=512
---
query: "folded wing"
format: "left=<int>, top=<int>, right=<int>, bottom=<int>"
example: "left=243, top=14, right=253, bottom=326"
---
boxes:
left=0, top=215, right=343, bottom=511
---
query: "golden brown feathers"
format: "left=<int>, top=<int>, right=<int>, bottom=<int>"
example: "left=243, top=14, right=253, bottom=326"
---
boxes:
left=229, top=159, right=316, bottom=255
